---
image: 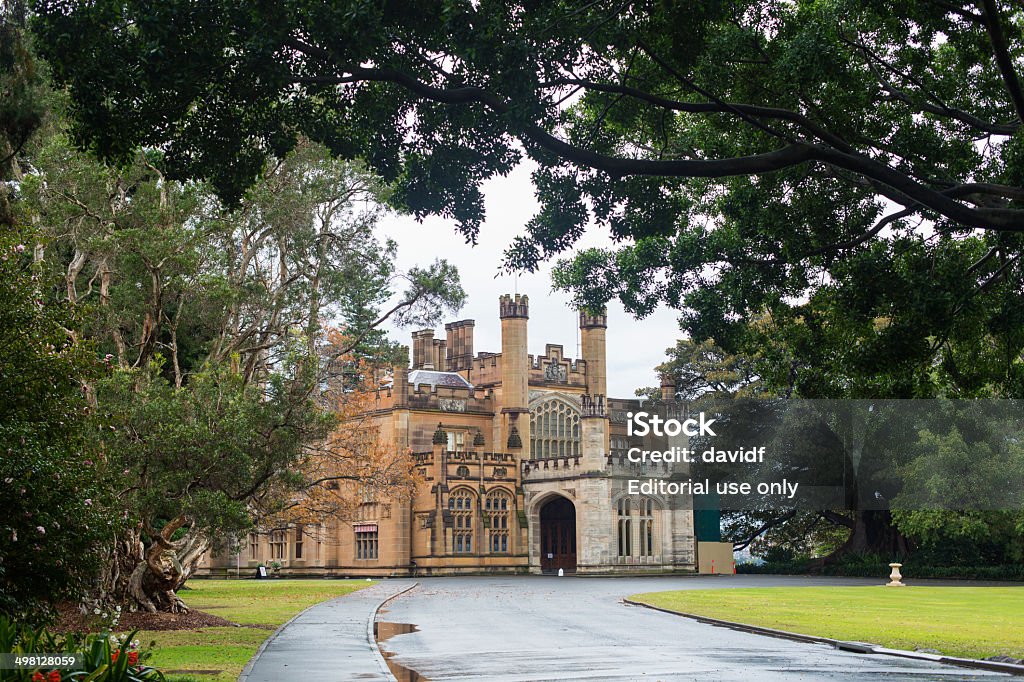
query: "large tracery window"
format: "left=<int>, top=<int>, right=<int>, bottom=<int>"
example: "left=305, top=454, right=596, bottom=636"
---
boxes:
left=485, top=490, right=511, bottom=553
left=530, top=397, right=581, bottom=459
left=449, top=488, right=475, bottom=554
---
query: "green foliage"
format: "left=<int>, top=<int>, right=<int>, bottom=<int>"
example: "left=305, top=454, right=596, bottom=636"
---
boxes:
left=0, top=3, right=49, bottom=226
left=632, top=586, right=1024, bottom=659
left=0, top=228, right=116, bottom=623
left=94, top=361, right=332, bottom=542
left=29, top=1, right=1024, bottom=251
left=0, top=616, right=164, bottom=682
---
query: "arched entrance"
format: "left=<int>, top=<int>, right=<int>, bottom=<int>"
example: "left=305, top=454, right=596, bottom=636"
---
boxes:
left=539, top=496, right=576, bottom=573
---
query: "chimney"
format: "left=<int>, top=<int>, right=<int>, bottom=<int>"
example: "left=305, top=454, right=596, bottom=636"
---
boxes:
left=413, top=329, right=435, bottom=369
left=445, top=319, right=475, bottom=371
left=393, top=346, right=409, bottom=408
left=433, top=338, right=447, bottom=372
left=660, top=372, right=676, bottom=402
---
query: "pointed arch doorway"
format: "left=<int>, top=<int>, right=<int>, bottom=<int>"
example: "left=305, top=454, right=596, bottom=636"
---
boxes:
left=539, top=496, right=576, bottom=573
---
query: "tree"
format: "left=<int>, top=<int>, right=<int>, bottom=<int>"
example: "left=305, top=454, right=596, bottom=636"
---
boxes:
left=258, top=330, right=420, bottom=535
left=0, top=229, right=114, bottom=623
left=30, top=1, right=1024, bottom=249
left=643, top=337, right=762, bottom=400
left=0, top=8, right=117, bottom=624
left=24, top=131, right=465, bottom=612
left=0, top=2, right=47, bottom=227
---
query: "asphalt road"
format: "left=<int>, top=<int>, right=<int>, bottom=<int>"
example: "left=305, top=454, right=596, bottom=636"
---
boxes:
left=376, top=575, right=1006, bottom=682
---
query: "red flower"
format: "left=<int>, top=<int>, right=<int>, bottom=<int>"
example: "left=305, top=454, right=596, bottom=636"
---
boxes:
left=128, top=651, right=139, bottom=665
left=47, top=671, right=61, bottom=682
left=111, top=650, right=119, bottom=663
left=31, top=673, right=44, bottom=682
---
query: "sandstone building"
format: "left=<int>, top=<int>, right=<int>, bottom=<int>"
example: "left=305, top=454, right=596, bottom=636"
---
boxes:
left=200, top=295, right=698, bottom=576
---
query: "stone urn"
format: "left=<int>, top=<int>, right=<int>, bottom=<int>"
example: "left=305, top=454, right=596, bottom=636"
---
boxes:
left=886, top=562, right=905, bottom=587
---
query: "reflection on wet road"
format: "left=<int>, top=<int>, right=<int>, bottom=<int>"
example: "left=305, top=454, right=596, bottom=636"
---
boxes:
left=376, top=576, right=1006, bottom=682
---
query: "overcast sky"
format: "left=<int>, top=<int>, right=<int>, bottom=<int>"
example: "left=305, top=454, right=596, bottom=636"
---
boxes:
left=377, top=160, right=682, bottom=397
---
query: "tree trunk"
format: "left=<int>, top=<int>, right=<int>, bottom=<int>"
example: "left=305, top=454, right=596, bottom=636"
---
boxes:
left=98, top=525, right=210, bottom=614
left=820, top=509, right=910, bottom=565
left=126, top=531, right=211, bottom=614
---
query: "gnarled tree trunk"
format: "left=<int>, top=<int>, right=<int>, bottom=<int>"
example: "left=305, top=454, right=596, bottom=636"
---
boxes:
left=115, top=516, right=210, bottom=614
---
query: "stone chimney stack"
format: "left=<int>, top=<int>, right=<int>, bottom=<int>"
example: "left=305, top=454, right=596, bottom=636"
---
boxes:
left=499, top=294, right=530, bottom=457
left=433, top=337, right=447, bottom=372
left=660, top=373, right=677, bottom=402
left=445, top=319, right=475, bottom=372
left=393, top=347, right=410, bottom=408
left=412, top=329, right=435, bottom=369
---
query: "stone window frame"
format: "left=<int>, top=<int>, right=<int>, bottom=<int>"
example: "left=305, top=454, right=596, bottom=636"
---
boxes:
left=269, top=529, right=286, bottom=560
left=529, top=394, right=582, bottom=459
left=449, top=487, right=476, bottom=554
left=485, top=489, right=512, bottom=554
left=355, top=528, right=378, bottom=560
left=616, top=496, right=660, bottom=560
left=617, top=497, right=632, bottom=557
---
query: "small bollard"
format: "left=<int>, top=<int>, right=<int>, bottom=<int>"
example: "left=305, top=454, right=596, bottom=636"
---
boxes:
left=558, top=568, right=564, bottom=577
left=886, top=562, right=905, bottom=587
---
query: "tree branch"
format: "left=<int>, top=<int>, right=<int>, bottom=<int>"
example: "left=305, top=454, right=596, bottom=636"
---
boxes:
left=731, top=510, right=797, bottom=551
left=979, top=0, right=1024, bottom=124
left=282, top=37, right=1024, bottom=232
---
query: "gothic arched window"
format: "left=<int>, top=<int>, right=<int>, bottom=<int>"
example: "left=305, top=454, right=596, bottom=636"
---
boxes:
left=638, top=497, right=655, bottom=558
left=450, top=488, right=475, bottom=554
left=617, top=496, right=658, bottom=559
left=486, top=489, right=512, bottom=553
left=529, top=397, right=581, bottom=459
left=617, top=497, right=631, bottom=558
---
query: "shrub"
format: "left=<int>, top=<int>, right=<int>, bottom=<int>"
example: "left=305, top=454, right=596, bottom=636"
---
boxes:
left=0, top=616, right=165, bottom=682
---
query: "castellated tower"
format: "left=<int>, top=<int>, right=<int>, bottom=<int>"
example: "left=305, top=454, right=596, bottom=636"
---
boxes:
left=579, top=309, right=609, bottom=455
left=579, top=310, right=608, bottom=399
left=500, top=294, right=530, bottom=459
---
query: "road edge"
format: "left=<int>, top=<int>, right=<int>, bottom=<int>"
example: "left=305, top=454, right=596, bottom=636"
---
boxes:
left=236, top=580, right=417, bottom=682
left=367, top=581, right=421, bottom=680
left=623, top=598, right=1024, bottom=677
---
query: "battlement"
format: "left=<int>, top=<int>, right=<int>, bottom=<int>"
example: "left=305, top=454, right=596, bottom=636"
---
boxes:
left=578, top=309, right=608, bottom=329
left=499, top=293, right=529, bottom=319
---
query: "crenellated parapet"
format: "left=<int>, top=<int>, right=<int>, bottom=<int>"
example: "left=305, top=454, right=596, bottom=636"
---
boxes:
left=499, top=293, right=529, bottom=319
left=578, top=309, right=608, bottom=329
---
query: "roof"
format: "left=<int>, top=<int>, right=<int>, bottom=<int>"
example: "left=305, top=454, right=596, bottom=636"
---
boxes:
left=408, top=369, right=474, bottom=390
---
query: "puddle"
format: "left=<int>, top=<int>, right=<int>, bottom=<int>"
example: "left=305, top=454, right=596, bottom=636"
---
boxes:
left=374, top=620, right=430, bottom=681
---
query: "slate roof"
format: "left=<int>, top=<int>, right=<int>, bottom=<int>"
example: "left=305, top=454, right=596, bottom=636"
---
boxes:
left=408, top=369, right=474, bottom=389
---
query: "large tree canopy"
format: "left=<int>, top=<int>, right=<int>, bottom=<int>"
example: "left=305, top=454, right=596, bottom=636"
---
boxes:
left=32, top=1, right=1024, bottom=245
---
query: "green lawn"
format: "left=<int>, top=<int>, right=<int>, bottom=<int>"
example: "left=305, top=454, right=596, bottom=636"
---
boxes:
left=134, top=579, right=372, bottom=682
left=631, top=586, right=1024, bottom=661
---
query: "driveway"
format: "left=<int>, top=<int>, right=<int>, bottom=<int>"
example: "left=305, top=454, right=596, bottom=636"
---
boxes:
left=376, top=575, right=1005, bottom=681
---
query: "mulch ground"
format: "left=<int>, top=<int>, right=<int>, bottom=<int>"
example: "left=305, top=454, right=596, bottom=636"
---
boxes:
left=56, top=603, right=241, bottom=632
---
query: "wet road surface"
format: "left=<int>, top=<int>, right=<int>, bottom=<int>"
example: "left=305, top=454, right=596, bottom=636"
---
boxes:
left=377, top=575, right=1006, bottom=681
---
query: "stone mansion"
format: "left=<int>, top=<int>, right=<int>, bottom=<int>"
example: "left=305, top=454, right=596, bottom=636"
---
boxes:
left=199, top=294, right=702, bottom=576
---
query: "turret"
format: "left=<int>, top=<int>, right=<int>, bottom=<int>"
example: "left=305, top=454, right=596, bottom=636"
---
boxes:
left=500, top=294, right=530, bottom=457
left=579, top=309, right=607, bottom=399
left=579, top=309, right=609, bottom=454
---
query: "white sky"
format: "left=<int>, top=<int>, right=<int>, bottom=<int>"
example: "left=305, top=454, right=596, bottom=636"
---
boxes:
left=378, top=160, right=682, bottom=397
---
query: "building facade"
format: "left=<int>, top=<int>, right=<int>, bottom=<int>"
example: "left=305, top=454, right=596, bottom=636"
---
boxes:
left=200, top=295, right=697, bottom=576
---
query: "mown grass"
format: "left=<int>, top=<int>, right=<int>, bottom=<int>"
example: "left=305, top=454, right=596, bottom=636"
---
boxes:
left=631, top=586, right=1024, bottom=660
left=134, top=579, right=372, bottom=682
